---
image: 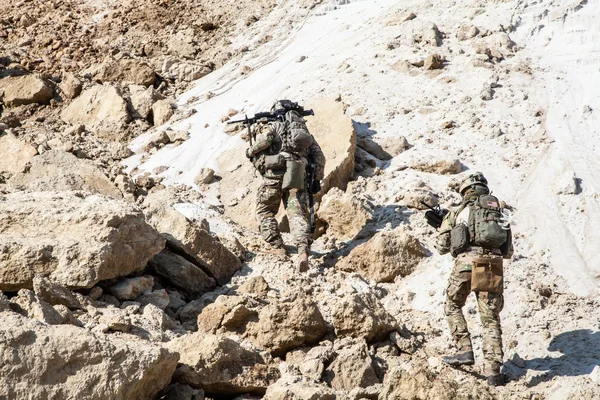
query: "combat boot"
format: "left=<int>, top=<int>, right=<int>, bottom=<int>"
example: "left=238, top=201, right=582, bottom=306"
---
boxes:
left=262, top=240, right=287, bottom=256
left=442, top=350, right=475, bottom=366
left=297, top=252, right=309, bottom=273
left=485, top=362, right=505, bottom=386
left=486, top=374, right=506, bottom=387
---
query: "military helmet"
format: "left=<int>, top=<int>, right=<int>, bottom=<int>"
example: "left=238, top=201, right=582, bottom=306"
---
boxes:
left=459, top=172, right=488, bottom=195
left=271, top=99, right=303, bottom=114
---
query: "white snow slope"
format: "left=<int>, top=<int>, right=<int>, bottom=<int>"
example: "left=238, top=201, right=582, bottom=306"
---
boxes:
left=128, top=0, right=600, bottom=397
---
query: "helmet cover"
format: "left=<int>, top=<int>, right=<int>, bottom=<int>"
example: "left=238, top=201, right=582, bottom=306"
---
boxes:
left=459, top=172, right=488, bottom=195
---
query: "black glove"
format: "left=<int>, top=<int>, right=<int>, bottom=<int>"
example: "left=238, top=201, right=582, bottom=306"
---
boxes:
left=245, top=148, right=253, bottom=159
left=311, top=180, right=321, bottom=194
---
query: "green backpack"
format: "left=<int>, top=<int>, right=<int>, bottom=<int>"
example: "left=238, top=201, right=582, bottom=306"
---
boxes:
left=468, top=194, right=508, bottom=249
left=281, top=111, right=313, bottom=154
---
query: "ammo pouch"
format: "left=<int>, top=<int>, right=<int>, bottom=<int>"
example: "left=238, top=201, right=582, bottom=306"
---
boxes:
left=471, top=257, right=504, bottom=293
left=450, top=223, right=470, bottom=257
left=263, top=154, right=286, bottom=171
left=282, top=160, right=306, bottom=190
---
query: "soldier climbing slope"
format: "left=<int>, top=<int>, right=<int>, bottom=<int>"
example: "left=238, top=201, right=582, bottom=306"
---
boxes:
left=434, top=172, right=514, bottom=386
left=244, top=100, right=326, bottom=272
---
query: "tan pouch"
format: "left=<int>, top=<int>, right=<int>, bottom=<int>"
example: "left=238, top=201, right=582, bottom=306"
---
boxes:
left=282, top=160, right=306, bottom=190
left=264, top=154, right=286, bottom=170
left=471, top=257, right=504, bottom=293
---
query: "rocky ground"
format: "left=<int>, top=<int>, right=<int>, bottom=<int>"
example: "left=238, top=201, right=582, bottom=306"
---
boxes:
left=2, top=0, right=600, bottom=399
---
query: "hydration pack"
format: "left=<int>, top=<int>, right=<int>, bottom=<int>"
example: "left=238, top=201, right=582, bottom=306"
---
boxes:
left=281, top=111, right=313, bottom=154
left=468, top=195, right=508, bottom=249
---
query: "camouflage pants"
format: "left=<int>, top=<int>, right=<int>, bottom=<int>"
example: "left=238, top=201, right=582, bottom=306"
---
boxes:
left=445, top=254, right=504, bottom=370
left=256, top=177, right=311, bottom=254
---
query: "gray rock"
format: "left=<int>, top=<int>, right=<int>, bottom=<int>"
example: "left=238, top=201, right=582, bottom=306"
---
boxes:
left=137, top=289, right=170, bottom=310
left=194, top=168, right=215, bottom=185
left=149, top=250, right=216, bottom=298
left=9, top=289, right=64, bottom=325
left=108, top=276, right=154, bottom=301
left=33, top=276, right=81, bottom=309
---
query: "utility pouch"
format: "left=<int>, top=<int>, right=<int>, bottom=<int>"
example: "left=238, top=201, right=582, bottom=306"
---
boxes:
left=282, top=160, right=306, bottom=190
left=450, top=223, right=470, bottom=257
left=264, top=154, right=285, bottom=170
left=471, top=257, right=504, bottom=293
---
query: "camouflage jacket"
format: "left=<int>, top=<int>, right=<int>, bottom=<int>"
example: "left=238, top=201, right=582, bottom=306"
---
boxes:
left=247, top=120, right=326, bottom=180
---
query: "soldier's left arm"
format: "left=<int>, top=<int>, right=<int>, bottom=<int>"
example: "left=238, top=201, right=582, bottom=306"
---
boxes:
left=434, top=211, right=453, bottom=255
left=247, top=124, right=276, bottom=157
left=308, top=138, right=326, bottom=180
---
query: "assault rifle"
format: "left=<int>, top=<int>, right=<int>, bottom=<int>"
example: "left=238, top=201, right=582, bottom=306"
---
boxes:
left=227, top=108, right=314, bottom=146
left=420, top=201, right=449, bottom=230
left=306, top=163, right=316, bottom=233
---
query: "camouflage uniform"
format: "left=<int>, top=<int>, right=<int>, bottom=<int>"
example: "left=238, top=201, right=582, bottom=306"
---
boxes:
left=435, top=191, right=513, bottom=375
left=247, top=120, right=325, bottom=254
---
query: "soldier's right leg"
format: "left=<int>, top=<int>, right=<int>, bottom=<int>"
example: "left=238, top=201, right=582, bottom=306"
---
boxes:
left=476, top=290, right=505, bottom=385
left=256, top=179, right=284, bottom=248
left=443, top=261, right=474, bottom=366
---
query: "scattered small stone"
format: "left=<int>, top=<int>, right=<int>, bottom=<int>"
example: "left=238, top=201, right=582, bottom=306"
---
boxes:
left=194, top=168, right=215, bottom=185
left=424, top=54, right=444, bottom=70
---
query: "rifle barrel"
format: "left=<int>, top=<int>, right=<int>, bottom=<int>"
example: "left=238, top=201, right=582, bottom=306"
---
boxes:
left=419, top=201, right=438, bottom=213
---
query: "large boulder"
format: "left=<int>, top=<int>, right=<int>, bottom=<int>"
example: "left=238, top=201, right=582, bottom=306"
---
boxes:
left=61, top=84, right=131, bottom=130
left=8, top=150, right=122, bottom=198
left=196, top=295, right=259, bottom=334
left=144, top=193, right=241, bottom=285
left=148, top=249, right=216, bottom=297
left=380, top=362, right=495, bottom=400
left=323, top=338, right=379, bottom=391
left=0, top=75, right=53, bottom=106
left=263, top=378, right=336, bottom=400
left=317, top=187, right=373, bottom=241
left=0, top=191, right=165, bottom=291
left=162, top=57, right=212, bottom=82
left=410, top=158, right=463, bottom=175
left=0, top=132, right=37, bottom=176
left=331, top=292, right=397, bottom=342
left=357, top=137, right=393, bottom=160
left=167, top=333, right=280, bottom=395
left=338, top=228, right=425, bottom=282
left=247, top=293, right=327, bottom=356
left=306, top=96, right=357, bottom=197
left=286, top=342, right=334, bottom=381
left=152, top=99, right=174, bottom=126
left=130, top=85, right=163, bottom=120
left=0, top=311, right=179, bottom=400
left=83, top=58, right=155, bottom=86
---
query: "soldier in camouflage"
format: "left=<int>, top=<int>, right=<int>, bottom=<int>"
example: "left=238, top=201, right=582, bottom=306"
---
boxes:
left=435, top=172, right=513, bottom=386
left=246, top=101, right=326, bottom=272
